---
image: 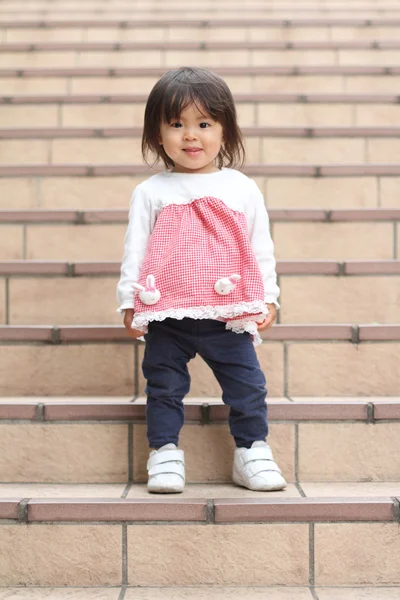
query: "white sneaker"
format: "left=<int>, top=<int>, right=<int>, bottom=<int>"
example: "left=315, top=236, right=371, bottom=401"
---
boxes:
left=147, top=443, right=185, bottom=494
left=233, top=440, right=287, bottom=491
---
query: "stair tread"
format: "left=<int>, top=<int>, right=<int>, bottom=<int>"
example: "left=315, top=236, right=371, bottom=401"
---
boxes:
left=0, top=481, right=399, bottom=499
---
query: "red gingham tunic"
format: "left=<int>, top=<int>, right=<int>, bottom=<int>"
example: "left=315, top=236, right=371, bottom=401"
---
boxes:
left=132, top=196, right=267, bottom=341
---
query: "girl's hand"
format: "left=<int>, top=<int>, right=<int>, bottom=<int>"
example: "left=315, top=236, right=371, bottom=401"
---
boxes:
left=257, top=303, right=277, bottom=332
left=123, top=309, right=144, bottom=338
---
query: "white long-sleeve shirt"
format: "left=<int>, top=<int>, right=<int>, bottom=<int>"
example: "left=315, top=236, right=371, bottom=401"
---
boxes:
left=117, top=167, right=280, bottom=314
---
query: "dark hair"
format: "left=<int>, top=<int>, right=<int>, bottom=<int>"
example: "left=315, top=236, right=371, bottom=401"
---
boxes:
left=142, top=67, right=245, bottom=170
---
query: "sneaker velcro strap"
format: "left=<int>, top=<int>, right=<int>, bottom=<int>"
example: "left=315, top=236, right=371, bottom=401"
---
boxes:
left=147, top=449, right=184, bottom=471
left=148, top=462, right=185, bottom=479
left=241, top=447, right=274, bottom=464
left=244, top=460, right=282, bottom=478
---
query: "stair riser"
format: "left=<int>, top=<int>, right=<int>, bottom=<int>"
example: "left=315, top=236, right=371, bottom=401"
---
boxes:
left=0, top=420, right=399, bottom=483
left=2, top=74, right=400, bottom=96
left=3, top=25, right=400, bottom=43
left=1, top=274, right=400, bottom=325
left=0, top=221, right=397, bottom=260
left=1, top=521, right=400, bottom=586
left=5, top=135, right=400, bottom=164
left=0, top=340, right=399, bottom=397
left=4, top=103, right=400, bottom=129
left=0, top=175, right=398, bottom=210
left=3, top=49, right=400, bottom=69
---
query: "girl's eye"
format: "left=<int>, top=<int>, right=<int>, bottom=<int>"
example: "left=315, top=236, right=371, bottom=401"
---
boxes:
left=200, top=122, right=210, bottom=128
left=171, top=122, right=182, bottom=128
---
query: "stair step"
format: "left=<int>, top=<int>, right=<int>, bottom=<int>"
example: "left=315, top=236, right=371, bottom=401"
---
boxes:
left=3, top=72, right=400, bottom=96
left=0, top=397, right=399, bottom=483
left=0, top=326, right=399, bottom=396
left=0, top=592, right=398, bottom=600
left=0, top=173, right=397, bottom=211
left=5, top=133, right=400, bottom=165
left=1, top=260, right=400, bottom=325
left=0, top=481, right=399, bottom=586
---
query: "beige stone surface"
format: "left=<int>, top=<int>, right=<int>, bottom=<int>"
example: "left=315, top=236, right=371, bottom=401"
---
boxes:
left=127, top=523, right=309, bottom=586
left=0, top=77, right=68, bottom=95
left=235, top=103, right=256, bottom=127
left=70, top=77, right=155, bottom=95
left=243, top=137, right=261, bottom=163
left=125, top=587, right=314, bottom=599
left=0, top=179, right=37, bottom=209
left=127, top=482, right=300, bottom=499
left=299, top=422, right=400, bottom=481
left=345, top=77, right=400, bottom=94
left=0, top=525, right=121, bottom=586
left=301, top=482, right=400, bottom=497
left=61, top=104, right=146, bottom=128
left=266, top=177, right=377, bottom=209
left=253, top=75, right=344, bottom=93
left=0, top=344, right=134, bottom=396
left=380, top=178, right=400, bottom=208
left=332, top=26, right=400, bottom=40
left=163, top=50, right=249, bottom=68
left=138, top=341, right=284, bottom=397
left=0, top=140, right=49, bottom=165
left=51, top=138, right=142, bottom=164
left=274, top=223, right=393, bottom=260
left=252, top=50, right=336, bottom=66
left=26, top=224, right=127, bottom=260
left=0, top=106, right=58, bottom=128
left=39, top=176, right=140, bottom=209
left=0, top=52, right=76, bottom=68
left=355, top=105, right=400, bottom=127
left=315, top=524, right=400, bottom=585
left=317, top=588, right=400, bottom=600
left=0, top=279, right=5, bottom=324
left=257, top=104, right=352, bottom=127
left=339, top=50, right=400, bottom=67
left=0, top=423, right=129, bottom=482
left=0, top=590, right=120, bottom=599
left=288, top=343, right=400, bottom=397
left=9, top=277, right=121, bottom=325
left=86, top=27, right=165, bottom=42
left=77, top=50, right=162, bottom=68
left=133, top=423, right=294, bottom=483
left=0, top=226, right=23, bottom=260
left=279, top=276, right=400, bottom=324
left=0, top=483, right=126, bottom=498
left=250, top=26, right=330, bottom=41
left=368, top=139, right=400, bottom=163
left=262, top=138, right=364, bottom=164
left=5, top=28, right=84, bottom=42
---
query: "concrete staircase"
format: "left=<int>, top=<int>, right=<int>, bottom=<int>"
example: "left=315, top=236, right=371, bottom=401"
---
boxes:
left=0, top=1, right=400, bottom=598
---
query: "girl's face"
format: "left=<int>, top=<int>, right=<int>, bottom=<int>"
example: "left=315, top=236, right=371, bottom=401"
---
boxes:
left=159, top=102, right=224, bottom=174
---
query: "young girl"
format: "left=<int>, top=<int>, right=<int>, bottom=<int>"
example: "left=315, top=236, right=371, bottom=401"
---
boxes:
left=117, top=67, right=286, bottom=494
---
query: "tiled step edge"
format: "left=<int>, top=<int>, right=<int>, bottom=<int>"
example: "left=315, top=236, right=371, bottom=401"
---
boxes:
left=2, top=18, right=400, bottom=29
left=5, top=41, right=400, bottom=51
left=4, top=126, right=400, bottom=139
left=3, top=163, right=400, bottom=177
left=2, top=66, right=400, bottom=78
left=0, top=398, right=399, bottom=422
left=1, top=208, right=399, bottom=224
left=2, top=260, right=400, bottom=276
left=0, top=324, right=400, bottom=343
left=3, top=93, right=400, bottom=104
left=1, top=497, right=399, bottom=523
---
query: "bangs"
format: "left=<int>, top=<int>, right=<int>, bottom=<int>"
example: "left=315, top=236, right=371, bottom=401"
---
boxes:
left=161, top=80, right=220, bottom=124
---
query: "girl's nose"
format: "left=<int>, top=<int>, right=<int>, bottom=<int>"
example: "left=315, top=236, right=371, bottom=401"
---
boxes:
left=183, top=128, right=197, bottom=140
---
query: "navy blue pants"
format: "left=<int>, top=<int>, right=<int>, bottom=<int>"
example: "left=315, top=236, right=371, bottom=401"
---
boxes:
left=142, top=318, right=269, bottom=449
